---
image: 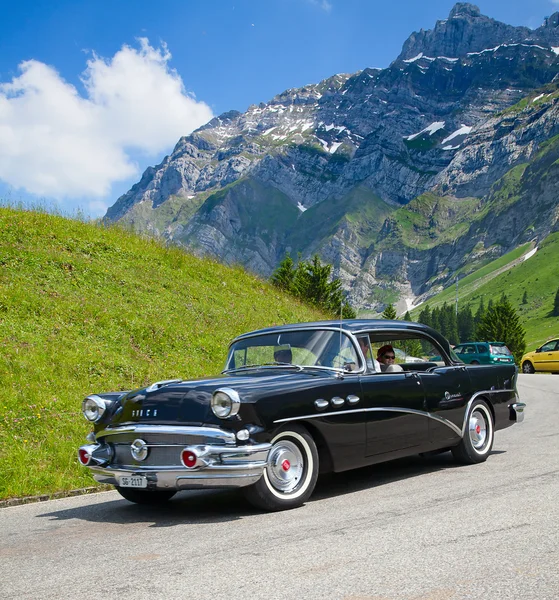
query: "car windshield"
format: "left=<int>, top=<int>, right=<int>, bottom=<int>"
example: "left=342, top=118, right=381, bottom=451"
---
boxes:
left=224, top=329, right=360, bottom=373
left=490, top=344, right=512, bottom=355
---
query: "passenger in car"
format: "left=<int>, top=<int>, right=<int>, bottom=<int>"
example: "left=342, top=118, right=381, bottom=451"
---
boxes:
left=377, top=345, right=404, bottom=372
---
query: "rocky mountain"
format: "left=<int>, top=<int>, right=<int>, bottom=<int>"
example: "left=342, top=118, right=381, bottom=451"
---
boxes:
left=105, top=3, right=559, bottom=314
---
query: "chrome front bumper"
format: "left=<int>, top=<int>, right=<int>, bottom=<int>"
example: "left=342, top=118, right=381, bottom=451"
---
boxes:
left=80, top=425, right=272, bottom=490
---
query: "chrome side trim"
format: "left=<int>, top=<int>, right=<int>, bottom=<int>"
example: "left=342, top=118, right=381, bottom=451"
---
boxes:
left=275, top=388, right=517, bottom=437
left=331, top=396, right=345, bottom=407
left=96, top=425, right=237, bottom=445
left=274, top=406, right=462, bottom=436
left=425, top=412, right=462, bottom=437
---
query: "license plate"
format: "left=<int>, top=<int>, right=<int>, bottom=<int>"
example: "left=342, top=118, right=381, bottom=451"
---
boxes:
left=119, top=475, right=147, bottom=488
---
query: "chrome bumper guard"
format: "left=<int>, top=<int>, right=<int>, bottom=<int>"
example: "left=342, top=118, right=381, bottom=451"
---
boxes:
left=83, top=439, right=272, bottom=490
left=510, top=402, right=526, bottom=423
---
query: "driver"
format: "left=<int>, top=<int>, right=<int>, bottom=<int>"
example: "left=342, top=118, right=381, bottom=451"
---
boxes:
left=377, top=345, right=403, bottom=372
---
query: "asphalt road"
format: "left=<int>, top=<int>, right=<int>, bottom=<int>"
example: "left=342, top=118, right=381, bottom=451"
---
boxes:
left=1, top=374, right=558, bottom=600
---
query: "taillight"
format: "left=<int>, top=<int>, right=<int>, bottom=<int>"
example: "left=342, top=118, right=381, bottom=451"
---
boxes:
left=181, top=449, right=197, bottom=468
left=78, top=448, right=91, bottom=466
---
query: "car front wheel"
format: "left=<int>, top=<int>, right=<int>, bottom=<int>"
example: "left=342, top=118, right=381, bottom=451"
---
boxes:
left=243, top=425, right=319, bottom=511
left=452, top=400, right=494, bottom=464
left=115, top=487, right=177, bottom=505
left=522, top=361, right=535, bottom=374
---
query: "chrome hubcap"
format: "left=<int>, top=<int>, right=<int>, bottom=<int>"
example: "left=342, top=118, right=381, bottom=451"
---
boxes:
left=267, top=440, right=304, bottom=494
left=469, top=409, right=488, bottom=450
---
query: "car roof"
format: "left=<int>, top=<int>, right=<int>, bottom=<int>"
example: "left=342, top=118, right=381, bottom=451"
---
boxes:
left=232, top=319, right=446, bottom=343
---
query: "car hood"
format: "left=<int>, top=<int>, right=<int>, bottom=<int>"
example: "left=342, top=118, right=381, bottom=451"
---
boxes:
left=100, top=368, right=337, bottom=428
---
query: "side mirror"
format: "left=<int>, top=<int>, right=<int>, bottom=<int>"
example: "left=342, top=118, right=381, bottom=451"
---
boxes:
left=535, top=348, right=541, bottom=353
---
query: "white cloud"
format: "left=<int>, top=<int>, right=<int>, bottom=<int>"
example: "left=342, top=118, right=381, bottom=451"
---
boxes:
left=0, top=39, right=213, bottom=204
left=308, top=0, right=332, bottom=12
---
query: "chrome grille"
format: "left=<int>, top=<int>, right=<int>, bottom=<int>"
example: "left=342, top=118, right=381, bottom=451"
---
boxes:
left=113, top=443, right=183, bottom=467
left=101, top=430, right=229, bottom=468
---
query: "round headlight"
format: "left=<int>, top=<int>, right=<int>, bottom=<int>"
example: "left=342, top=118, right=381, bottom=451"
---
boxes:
left=82, top=395, right=107, bottom=422
left=211, top=388, right=241, bottom=419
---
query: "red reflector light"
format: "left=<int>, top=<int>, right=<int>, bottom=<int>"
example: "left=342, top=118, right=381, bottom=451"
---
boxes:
left=78, top=448, right=91, bottom=465
left=181, top=450, right=197, bottom=468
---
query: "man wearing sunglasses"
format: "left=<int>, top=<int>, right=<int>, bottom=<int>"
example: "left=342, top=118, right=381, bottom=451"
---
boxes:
left=377, top=344, right=403, bottom=372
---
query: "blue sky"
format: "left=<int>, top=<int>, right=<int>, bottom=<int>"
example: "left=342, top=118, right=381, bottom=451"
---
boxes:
left=1, top=0, right=558, bottom=217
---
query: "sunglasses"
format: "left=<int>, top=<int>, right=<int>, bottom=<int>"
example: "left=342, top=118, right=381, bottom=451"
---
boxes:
left=383, top=355, right=396, bottom=359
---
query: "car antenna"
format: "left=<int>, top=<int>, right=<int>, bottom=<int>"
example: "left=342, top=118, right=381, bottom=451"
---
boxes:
left=339, top=295, right=343, bottom=361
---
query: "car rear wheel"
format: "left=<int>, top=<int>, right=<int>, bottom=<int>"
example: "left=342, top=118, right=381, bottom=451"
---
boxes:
left=452, top=400, right=494, bottom=465
left=115, top=487, right=177, bottom=505
left=470, top=360, right=480, bottom=365
left=522, top=361, right=535, bottom=374
left=243, top=425, right=318, bottom=511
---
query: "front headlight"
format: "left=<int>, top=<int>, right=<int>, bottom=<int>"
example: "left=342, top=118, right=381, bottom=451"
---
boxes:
left=82, top=395, right=108, bottom=422
left=211, top=388, right=241, bottom=419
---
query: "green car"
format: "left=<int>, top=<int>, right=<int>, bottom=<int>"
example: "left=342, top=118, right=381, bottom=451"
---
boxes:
left=453, top=342, right=515, bottom=365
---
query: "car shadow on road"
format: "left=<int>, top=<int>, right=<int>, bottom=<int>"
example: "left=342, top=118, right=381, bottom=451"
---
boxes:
left=37, top=450, right=505, bottom=527
left=311, top=449, right=504, bottom=501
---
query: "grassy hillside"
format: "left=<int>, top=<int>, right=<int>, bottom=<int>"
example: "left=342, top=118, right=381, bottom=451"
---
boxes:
left=411, top=234, right=559, bottom=349
left=0, top=207, right=326, bottom=500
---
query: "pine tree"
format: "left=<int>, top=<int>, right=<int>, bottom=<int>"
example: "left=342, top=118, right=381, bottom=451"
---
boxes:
left=554, top=288, right=559, bottom=317
left=271, top=253, right=295, bottom=291
left=382, top=304, right=397, bottom=320
left=418, top=306, right=432, bottom=328
left=522, top=291, right=528, bottom=305
left=404, top=311, right=412, bottom=322
left=476, top=296, right=526, bottom=363
left=458, top=305, right=475, bottom=342
left=431, top=306, right=441, bottom=333
left=474, top=298, right=486, bottom=337
left=271, top=253, right=356, bottom=318
left=438, top=303, right=459, bottom=344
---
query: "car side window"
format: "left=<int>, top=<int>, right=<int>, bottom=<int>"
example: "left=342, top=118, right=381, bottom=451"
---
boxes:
left=364, top=334, right=446, bottom=373
left=541, top=341, right=556, bottom=352
left=477, top=345, right=488, bottom=353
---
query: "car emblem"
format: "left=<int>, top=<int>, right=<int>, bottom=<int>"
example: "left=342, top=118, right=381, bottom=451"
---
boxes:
left=130, top=439, right=148, bottom=461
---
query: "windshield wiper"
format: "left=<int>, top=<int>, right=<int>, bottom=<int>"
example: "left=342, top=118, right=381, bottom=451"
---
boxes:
left=222, top=363, right=304, bottom=374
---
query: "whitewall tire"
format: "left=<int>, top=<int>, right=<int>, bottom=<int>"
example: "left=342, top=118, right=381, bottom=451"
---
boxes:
left=452, top=399, right=494, bottom=464
left=243, top=425, right=319, bottom=511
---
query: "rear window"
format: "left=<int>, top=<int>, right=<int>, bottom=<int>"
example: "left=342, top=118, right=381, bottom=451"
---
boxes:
left=490, top=344, right=512, bottom=356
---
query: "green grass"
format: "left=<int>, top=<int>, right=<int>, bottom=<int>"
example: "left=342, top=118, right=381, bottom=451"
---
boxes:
left=389, top=193, right=481, bottom=250
left=411, top=235, right=559, bottom=348
left=0, top=207, right=326, bottom=500
left=289, top=185, right=395, bottom=252
left=418, top=243, right=533, bottom=310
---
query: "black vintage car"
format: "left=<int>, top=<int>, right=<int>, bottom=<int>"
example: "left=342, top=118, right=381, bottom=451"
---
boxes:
left=78, top=320, right=525, bottom=511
